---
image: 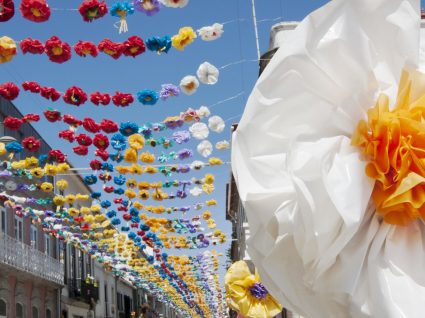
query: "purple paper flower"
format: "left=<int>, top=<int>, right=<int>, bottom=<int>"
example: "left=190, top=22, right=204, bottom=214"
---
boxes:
left=177, top=149, right=193, bottom=160
left=178, top=164, right=191, bottom=173
left=134, top=0, right=161, bottom=16
left=164, top=118, right=184, bottom=130
left=172, top=130, right=191, bottom=144
left=176, top=190, right=187, bottom=199
left=249, top=282, right=269, bottom=299
left=160, top=84, right=180, bottom=101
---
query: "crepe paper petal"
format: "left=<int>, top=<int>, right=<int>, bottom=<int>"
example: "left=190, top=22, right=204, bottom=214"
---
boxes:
left=137, top=89, right=159, bottom=105
left=22, top=81, right=40, bottom=93
left=98, top=39, right=125, bottom=59
left=208, top=115, right=225, bottom=133
left=197, top=62, right=219, bottom=85
left=78, top=0, right=108, bottom=22
left=58, top=130, right=75, bottom=143
left=119, top=122, right=139, bottom=136
left=76, top=134, right=92, bottom=146
left=189, top=122, right=209, bottom=140
left=100, top=119, right=118, bottom=133
left=90, top=92, right=111, bottom=105
left=63, top=86, right=88, bottom=106
left=0, top=82, right=19, bottom=100
left=110, top=1, right=134, bottom=34
left=171, top=26, right=196, bottom=51
left=159, top=84, right=180, bottom=101
left=159, top=0, right=188, bottom=8
left=197, top=23, right=223, bottom=41
left=82, top=118, right=100, bottom=133
left=180, top=75, right=199, bottom=95
left=123, top=35, right=146, bottom=57
left=5, top=141, right=22, bottom=154
left=3, top=116, right=23, bottom=130
left=112, top=91, right=134, bottom=106
left=196, top=106, right=210, bottom=119
left=0, top=36, right=16, bottom=63
left=128, top=134, right=145, bottom=150
left=20, top=37, right=44, bottom=54
left=0, top=0, right=14, bottom=22
left=197, top=140, right=212, bottom=158
left=134, top=0, right=160, bottom=16
left=74, top=40, right=98, bottom=57
left=172, top=130, right=190, bottom=144
left=22, top=136, right=40, bottom=152
left=20, top=0, right=50, bottom=22
left=40, top=86, right=61, bottom=101
left=189, top=186, right=202, bottom=197
left=146, top=35, right=171, bottom=54
left=93, top=133, right=109, bottom=150
left=44, top=36, right=71, bottom=63
left=215, top=140, right=230, bottom=150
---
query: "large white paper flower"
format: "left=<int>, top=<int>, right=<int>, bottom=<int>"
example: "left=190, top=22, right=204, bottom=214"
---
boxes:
left=197, top=140, right=213, bottom=158
left=215, top=140, right=230, bottom=150
left=159, top=0, right=188, bottom=8
left=232, top=0, right=424, bottom=318
left=197, top=62, right=219, bottom=85
left=208, top=115, right=225, bottom=133
left=197, top=23, right=224, bottom=41
left=189, top=186, right=203, bottom=197
left=190, top=160, right=205, bottom=170
left=196, top=106, right=210, bottom=118
left=189, top=122, right=209, bottom=140
left=180, top=75, right=199, bottom=95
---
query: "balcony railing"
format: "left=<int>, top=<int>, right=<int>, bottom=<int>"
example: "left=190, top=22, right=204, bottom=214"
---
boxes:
left=0, top=232, right=64, bottom=285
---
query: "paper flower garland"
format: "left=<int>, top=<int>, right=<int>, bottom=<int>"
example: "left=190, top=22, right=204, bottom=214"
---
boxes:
left=134, top=0, right=160, bottom=16
left=0, top=0, right=14, bottom=22
left=171, top=27, right=196, bottom=51
left=78, top=0, right=108, bottom=22
left=74, top=41, right=98, bottom=57
left=44, top=36, right=71, bottom=63
left=110, top=1, right=134, bottom=34
left=20, top=37, right=44, bottom=54
left=197, top=23, right=223, bottom=41
left=146, top=35, right=171, bottom=54
left=0, top=36, right=16, bottom=63
left=159, top=0, right=188, bottom=8
left=197, top=62, right=219, bottom=85
left=20, top=0, right=50, bottom=22
left=179, top=75, right=199, bottom=95
left=0, top=82, right=19, bottom=100
left=123, top=36, right=145, bottom=57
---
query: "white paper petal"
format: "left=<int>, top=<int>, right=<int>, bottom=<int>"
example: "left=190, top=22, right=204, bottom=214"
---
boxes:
left=196, top=106, right=211, bottom=118
left=197, top=23, right=224, bottom=41
left=231, top=0, right=421, bottom=317
left=159, top=0, right=188, bottom=8
left=180, top=75, right=199, bottom=95
left=197, top=62, right=219, bottom=85
left=197, top=140, right=213, bottom=157
left=189, top=122, right=209, bottom=140
left=208, top=116, right=225, bottom=133
left=189, top=186, right=203, bottom=197
left=215, top=140, right=230, bottom=150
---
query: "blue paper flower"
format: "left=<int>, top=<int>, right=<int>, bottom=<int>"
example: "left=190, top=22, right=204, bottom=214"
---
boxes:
left=101, top=200, right=111, bottom=208
left=128, top=232, right=136, bottom=239
left=111, top=133, right=127, bottom=151
left=91, top=192, right=102, bottom=199
left=119, top=122, right=139, bottom=137
left=114, top=175, right=126, bottom=185
left=106, top=210, right=117, bottom=218
left=84, top=175, right=98, bottom=185
left=5, top=141, right=23, bottom=154
left=114, top=188, right=125, bottom=195
left=146, top=35, right=171, bottom=54
left=132, top=216, right=140, bottom=223
left=111, top=218, right=121, bottom=225
left=129, top=207, right=138, bottom=216
left=121, top=226, right=130, bottom=232
left=38, top=154, right=48, bottom=166
left=109, top=152, right=124, bottom=163
left=110, top=1, right=134, bottom=17
left=101, top=162, right=114, bottom=172
left=137, top=89, right=159, bottom=106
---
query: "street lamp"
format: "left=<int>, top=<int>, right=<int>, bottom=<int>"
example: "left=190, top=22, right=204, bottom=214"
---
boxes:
left=0, top=136, right=17, bottom=144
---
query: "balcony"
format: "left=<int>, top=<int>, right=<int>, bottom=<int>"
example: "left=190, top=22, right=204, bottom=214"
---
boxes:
left=0, top=232, right=64, bottom=285
left=68, top=278, right=99, bottom=303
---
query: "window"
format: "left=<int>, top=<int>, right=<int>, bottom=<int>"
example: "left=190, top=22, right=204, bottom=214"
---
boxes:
left=44, top=234, right=51, bottom=256
left=15, top=303, right=24, bottom=318
left=0, top=208, right=6, bottom=234
left=117, top=293, right=123, bottom=312
left=30, top=224, right=38, bottom=249
left=46, top=309, right=51, bottom=318
left=0, top=299, right=6, bottom=317
left=104, top=283, right=109, bottom=317
left=14, top=216, right=23, bottom=242
left=32, top=306, right=38, bottom=318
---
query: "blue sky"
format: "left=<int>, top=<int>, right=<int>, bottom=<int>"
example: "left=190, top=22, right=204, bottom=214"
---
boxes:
left=0, top=0, right=331, bottom=301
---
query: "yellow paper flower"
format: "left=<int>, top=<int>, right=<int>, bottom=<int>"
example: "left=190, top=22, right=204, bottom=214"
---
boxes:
left=116, top=165, right=130, bottom=174
left=95, top=214, right=106, bottom=222
left=208, top=157, right=223, bottom=166
left=57, top=163, right=70, bottom=173
left=68, top=208, right=80, bottom=218
left=0, top=143, right=6, bottom=156
left=225, top=261, right=282, bottom=318
left=152, top=189, right=168, bottom=201
left=172, top=27, right=197, bottom=51
left=90, top=205, right=101, bottom=213
left=203, top=211, right=211, bottom=220
left=206, top=199, right=217, bottom=206
left=0, top=36, right=17, bottom=63
left=76, top=194, right=89, bottom=201
left=53, top=195, right=65, bottom=206
left=30, top=167, right=44, bottom=178
left=84, top=215, right=95, bottom=223
left=126, top=178, right=137, bottom=189
left=125, top=189, right=137, bottom=200
left=202, top=183, right=215, bottom=194
left=139, top=151, right=155, bottom=163
left=150, top=182, right=162, bottom=189
left=56, top=179, right=69, bottom=191
left=144, top=166, right=157, bottom=174
left=11, top=160, right=26, bottom=170
left=44, top=164, right=59, bottom=176
left=80, top=207, right=91, bottom=215
left=139, top=190, right=150, bottom=200
left=25, top=157, right=39, bottom=169
left=132, top=201, right=143, bottom=210
left=124, top=148, right=138, bottom=163
left=204, top=173, right=215, bottom=184
left=65, top=194, right=76, bottom=204
left=138, top=181, right=150, bottom=190
left=128, top=134, right=145, bottom=150
left=40, top=182, right=53, bottom=193
left=130, top=164, right=143, bottom=175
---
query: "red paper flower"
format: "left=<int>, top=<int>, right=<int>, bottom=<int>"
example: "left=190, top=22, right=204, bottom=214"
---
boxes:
left=63, top=86, right=87, bottom=106
left=20, top=37, right=44, bottom=54
left=20, top=0, right=50, bottom=22
left=43, top=109, right=61, bottom=122
left=90, top=92, right=110, bottom=106
left=22, top=81, right=41, bottom=93
left=113, top=198, right=123, bottom=204
left=22, top=136, right=40, bottom=152
left=74, top=41, right=98, bottom=57
left=78, top=0, right=107, bottom=22
left=0, top=82, right=19, bottom=100
left=0, top=0, right=15, bottom=22
left=48, top=149, right=66, bottom=163
left=3, top=116, right=23, bottom=130
left=63, top=115, right=82, bottom=131
left=100, top=119, right=118, bottom=133
left=112, top=92, right=134, bottom=107
left=104, top=186, right=115, bottom=193
left=95, top=149, right=109, bottom=161
left=98, top=39, right=124, bottom=59
left=22, top=113, right=40, bottom=122
left=90, top=159, right=102, bottom=170
left=73, top=145, right=88, bottom=156
left=123, top=36, right=146, bottom=58
left=123, top=214, right=132, bottom=221
left=130, top=223, right=138, bottom=228
left=76, top=134, right=92, bottom=146
left=45, top=36, right=71, bottom=63
left=40, top=86, right=61, bottom=101
left=58, top=130, right=75, bottom=143
left=93, top=133, right=109, bottom=150
left=82, top=118, right=100, bottom=133
left=99, top=173, right=111, bottom=181
left=117, top=206, right=128, bottom=212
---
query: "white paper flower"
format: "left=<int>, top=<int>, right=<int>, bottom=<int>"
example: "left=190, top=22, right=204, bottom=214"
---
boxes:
left=190, top=160, right=205, bottom=170
left=193, top=203, right=203, bottom=210
left=159, top=0, right=188, bottom=8
left=197, top=23, right=224, bottom=41
left=180, top=75, right=199, bottom=95
left=5, top=180, right=16, bottom=191
left=208, top=116, right=225, bottom=133
left=189, top=122, right=209, bottom=140
left=189, top=186, right=203, bottom=197
left=196, top=106, right=210, bottom=118
left=232, top=0, right=424, bottom=318
left=215, top=140, right=230, bottom=150
left=197, top=140, right=213, bottom=157
left=197, top=62, right=219, bottom=85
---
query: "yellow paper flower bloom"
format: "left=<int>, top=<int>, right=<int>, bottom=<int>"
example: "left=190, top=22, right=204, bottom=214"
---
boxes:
left=130, top=164, right=143, bottom=175
left=53, top=195, right=65, bottom=206
left=68, top=208, right=80, bottom=218
left=125, top=189, right=137, bottom=200
left=90, top=205, right=101, bottom=213
left=132, top=201, right=143, bottom=210
left=95, top=214, right=106, bottom=222
left=128, top=134, right=145, bottom=150
left=152, top=189, right=167, bottom=201
left=204, top=173, right=215, bottom=184
left=44, top=164, right=59, bottom=176
left=11, top=160, right=26, bottom=170
left=225, top=261, right=282, bottom=318
left=65, top=194, right=76, bottom=204
left=140, top=151, right=155, bottom=163
left=172, top=27, right=197, bottom=51
left=116, top=165, right=130, bottom=174
left=40, top=182, right=53, bottom=193
left=150, top=182, right=162, bottom=189
left=84, top=215, right=95, bottom=223
left=25, top=157, right=39, bottom=169
left=80, top=207, right=91, bottom=215
left=56, top=179, right=69, bottom=191
left=30, top=167, right=44, bottom=178
left=206, top=199, right=217, bottom=206
left=126, top=178, right=137, bottom=189
left=208, top=157, right=223, bottom=166
left=57, top=163, right=70, bottom=173
left=0, top=36, right=17, bottom=63
left=0, top=143, right=6, bottom=156
left=138, top=181, right=150, bottom=190
left=144, top=166, right=157, bottom=174
left=202, top=183, right=215, bottom=194
left=76, top=194, right=89, bottom=201
left=203, top=211, right=211, bottom=220
left=139, top=190, right=150, bottom=200
left=124, top=148, right=138, bottom=163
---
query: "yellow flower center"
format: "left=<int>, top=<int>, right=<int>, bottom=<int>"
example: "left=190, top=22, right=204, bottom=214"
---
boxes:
left=103, top=49, right=116, bottom=56
left=52, top=46, right=63, bottom=56
left=184, top=82, right=195, bottom=91
left=31, top=7, right=41, bottom=17
left=87, top=8, right=98, bottom=18
left=129, top=47, right=139, bottom=53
